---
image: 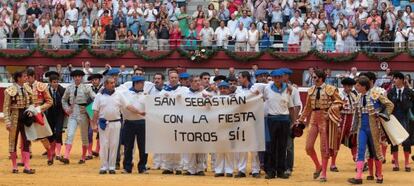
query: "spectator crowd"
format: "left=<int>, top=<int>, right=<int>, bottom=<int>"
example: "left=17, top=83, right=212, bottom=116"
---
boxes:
left=0, top=0, right=413, bottom=52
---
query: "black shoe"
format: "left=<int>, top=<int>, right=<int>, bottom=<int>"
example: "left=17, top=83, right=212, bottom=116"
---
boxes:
left=265, top=172, right=275, bottom=179
left=162, top=170, right=174, bottom=174
left=319, top=177, right=327, bottom=182
left=47, top=160, right=53, bottom=166
left=225, top=173, right=233, bottom=177
left=367, top=176, right=374, bottom=180
left=85, top=156, right=93, bottom=160
left=115, top=163, right=120, bottom=170
left=405, top=167, right=411, bottom=172
left=196, top=171, right=205, bottom=176
left=23, top=169, right=36, bottom=174
left=348, top=178, right=362, bottom=184
left=121, top=169, right=131, bottom=174
left=56, top=156, right=62, bottom=161
left=234, top=171, right=246, bottom=178
left=376, top=178, right=383, bottom=184
left=363, top=163, right=368, bottom=172
left=393, top=167, right=400, bottom=171
left=183, top=171, right=193, bottom=176
left=277, top=172, right=290, bottom=179
left=61, top=158, right=70, bottom=164
left=12, top=169, right=18, bottom=174
left=17, top=163, right=24, bottom=167
left=99, top=170, right=107, bottom=174
left=108, top=170, right=116, bottom=174
left=313, top=169, right=322, bottom=179
left=330, top=166, right=339, bottom=172
left=252, top=173, right=260, bottom=178
left=175, top=170, right=182, bottom=175
left=92, top=151, right=99, bottom=157
left=78, top=160, right=85, bottom=164
left=214, top=173, right=224, bottom=177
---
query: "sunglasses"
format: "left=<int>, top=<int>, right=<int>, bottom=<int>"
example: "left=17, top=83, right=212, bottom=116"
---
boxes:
left=312, top=76, right=318, bottom=79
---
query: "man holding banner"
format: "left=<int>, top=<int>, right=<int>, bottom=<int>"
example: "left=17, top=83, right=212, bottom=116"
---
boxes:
left=235, top=71, right=260, bottom=178
left=121, top=76, right=148, bottom=174
left=161, top=71, right=186, bottom=175
left=181, top=75, right=207, bottom=176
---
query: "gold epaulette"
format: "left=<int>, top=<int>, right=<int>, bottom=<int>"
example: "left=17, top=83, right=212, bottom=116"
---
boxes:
left=5, top=85, right=17, bottom=97
left=325, top=85, right=337, bottom=96
left=23, top=84, right=33, bottom=95
left=36, top=82, right=48, bottom=92
left=307, top=86, right=316, bottom=94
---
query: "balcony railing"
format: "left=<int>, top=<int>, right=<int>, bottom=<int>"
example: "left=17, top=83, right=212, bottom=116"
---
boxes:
left=2, top=38, right=411, bottom=53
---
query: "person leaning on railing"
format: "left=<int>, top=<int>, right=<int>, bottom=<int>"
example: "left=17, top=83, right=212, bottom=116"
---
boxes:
left=0, top=20, right=9, bottom=49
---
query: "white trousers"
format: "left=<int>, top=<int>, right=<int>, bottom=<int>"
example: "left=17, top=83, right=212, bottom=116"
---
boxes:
left=235, top=152, right=260, bottom=173
left=163, top=153, right=182, bottom=171
left=99, top=122, right=121, bottom=171
left=215, top=153, right=234, bottom=174
left=66, top=113, right=89, bottom=145
left=152, top=153, right=163, bottom=168
left=187, top=153, right=206, bottom=174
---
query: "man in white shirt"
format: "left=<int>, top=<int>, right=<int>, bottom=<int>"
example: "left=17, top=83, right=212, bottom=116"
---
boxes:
left=215, top=21, right=230, bottom=49
left=289, top=10, right=304, bottom=26
left=280, top=68, right=302, bottom=176
left=287, top=21, right=301, bottom=52
left=144, top=3, right=158, bottom=23
left=121, top=76, right=148, bottom=174
left=182, top=75, right=207, bottom=176
left=35, top=19, right=50, bottom=48
left=60, top=19, right=75, bottom=49
left=161, top=71, right=186, bottom=175
left=65, top=3, right=79, bottom=27
left=233, top=23, right=248, bottom=52
left=199, top=21, right=214, bottom=49
left=92, top=77, right=124, bottom=174
left=254, top=69, right=294, bottom=179
left=77, top=19, right=91, bottom=46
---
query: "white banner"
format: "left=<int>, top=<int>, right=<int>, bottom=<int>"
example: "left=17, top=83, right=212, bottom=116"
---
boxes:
left=145, top=94, right=265, bottom=153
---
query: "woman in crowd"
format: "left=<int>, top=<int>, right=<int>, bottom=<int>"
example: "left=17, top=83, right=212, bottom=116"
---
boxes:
left=344, top=22, right=357, bottom=52
left=324, top=23, right=336, bottom=52
left=51, top=19, right=62, bottom=50
left=91, top=19, right=102, bottom=49
left=300, top=23, right=312, bottom=52
left=260, top=24, right=271, bottom=51
left=147, top=22, right=159, bottom=50
left=126, top=30, right=137, bottom=49
left=247, top=22, right=259, bottom=52
left=116, top=22, right=127, bottom=49
left=195, top=11, right=205, bottom=40
left=186, top=22, right=198, bottom=50
left=335, top=24, right=345, bottom=53
left=271, top=22, right=283, bottom=51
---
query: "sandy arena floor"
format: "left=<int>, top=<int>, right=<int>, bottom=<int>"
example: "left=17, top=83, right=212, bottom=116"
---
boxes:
left=0, top=121, right=412, bottom=186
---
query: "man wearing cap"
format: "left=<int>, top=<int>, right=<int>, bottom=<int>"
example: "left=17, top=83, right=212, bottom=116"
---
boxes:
left=234, top=71, right=260, bottom=178
left=254, top=69, right=294, bottom=179
left=61, top=70, right=96, bottom=165
left=254, top=70, right=269, bottom=84
left=280, top=68, right=302, bottom=176
left=45, top=71, right=66, bottom=164
left=214, top=81, right=235, bottom=177
left=179, top=72, right=190, bottom=87
left=121, top=76, right=148, bottom=174
left=332, top=78, right=358, bottom=171
left=92, top=77, right=125, bottom=174
left=296, top=69, right=342, bottom=182
left=105, top=68, right=121, bottom=87
left=4, top=70, right=35, bottom=174
left=88, top=73, right=103, bottom=158
left=25, top=69, right=53, bottom=165
left=387, top=72, right=414, bottom=172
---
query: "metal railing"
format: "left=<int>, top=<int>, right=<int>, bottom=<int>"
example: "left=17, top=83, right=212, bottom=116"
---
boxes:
left=1, top=38, right=412, bottom=53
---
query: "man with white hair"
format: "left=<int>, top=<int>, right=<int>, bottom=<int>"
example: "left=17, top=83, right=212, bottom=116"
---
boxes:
left=349, top=67, right=360, bottom=79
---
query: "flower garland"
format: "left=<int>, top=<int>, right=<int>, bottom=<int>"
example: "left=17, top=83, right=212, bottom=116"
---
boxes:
left=0, top=47, right=412, bottom=63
